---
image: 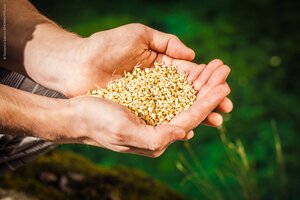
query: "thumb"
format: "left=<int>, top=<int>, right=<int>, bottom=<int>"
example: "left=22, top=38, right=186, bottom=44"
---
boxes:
left=127, top=123, right=185, bottom=150
left=155, top=124, right=186, bottom=147
left=146, top=27, right=195, bottom=61
left=170, top=84, right=231, bottom=132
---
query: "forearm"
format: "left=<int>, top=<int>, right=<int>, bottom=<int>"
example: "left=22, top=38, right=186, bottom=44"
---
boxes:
left=1, top=0, right=51, bottom=72
left=0, top=0, right=84, bottom=93
left=0, top=83, right=69, bottom=141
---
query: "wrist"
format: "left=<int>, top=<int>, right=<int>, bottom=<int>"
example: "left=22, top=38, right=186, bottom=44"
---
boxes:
left=32, top=97, right=71, bottom=142
left=24, top=23, right=86, bottom=95
left=37, top=97, right=89, bottom=144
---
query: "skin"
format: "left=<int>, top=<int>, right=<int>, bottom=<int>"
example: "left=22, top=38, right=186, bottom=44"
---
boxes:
left=0, top=0, right=233, bottom=157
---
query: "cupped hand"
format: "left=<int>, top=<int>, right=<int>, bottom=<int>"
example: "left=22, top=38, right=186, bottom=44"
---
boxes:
left=60, top=23, right=232, bottom=127
left=63, top=70, right=230, bottom=157
left=64, top=95, right=186, bottom=158
left=63, top=23, right=195, bottom=96
left=61, top=51, right=232, bottom=157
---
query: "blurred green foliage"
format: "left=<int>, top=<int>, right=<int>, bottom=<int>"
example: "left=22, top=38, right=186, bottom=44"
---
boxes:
left=31, top=0, right=300, bottom=199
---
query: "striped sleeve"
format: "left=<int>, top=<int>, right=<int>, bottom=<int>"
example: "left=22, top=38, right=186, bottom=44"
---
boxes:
left=0, top=68, right=66, bottom=173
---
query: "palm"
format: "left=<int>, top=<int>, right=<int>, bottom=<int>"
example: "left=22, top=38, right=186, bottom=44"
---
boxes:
left=65, top=24, right=195, bottom=96
left=86, top=33, right=152, bottom=85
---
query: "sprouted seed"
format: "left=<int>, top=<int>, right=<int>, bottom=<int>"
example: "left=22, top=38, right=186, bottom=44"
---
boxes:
left=88, top=63, right=197, bottom=126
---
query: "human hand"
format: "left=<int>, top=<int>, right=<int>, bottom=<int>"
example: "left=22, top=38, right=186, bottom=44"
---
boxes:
left=55, top=24, right=232, bottom=127
left=59, top=76, right=230, bottom=157
left=23, top=23, right=232, bottom=127
left=61, top=96, right=185, bottom=157
left=59, top=23, right=195, bottom=96
left=48, top=53, right=231, bottom=158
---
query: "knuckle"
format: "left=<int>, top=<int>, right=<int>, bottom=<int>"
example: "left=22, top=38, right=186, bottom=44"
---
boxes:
left=130, top=23, right=147, bottom=33
left=131, top=23, right=145, bottom=28
left=169, top=34, right=179, bottom=41
left=127, top=23, right=148, bottom=40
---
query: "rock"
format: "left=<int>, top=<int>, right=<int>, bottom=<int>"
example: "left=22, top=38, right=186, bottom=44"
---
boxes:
left=0, top=188, right=37, bottom=200
left=0, top=151, right=185, bottom=200
left=39, top=171, right=57, bottom=183
left=68, top=172, right=85, bottom=182
left=59, top=175, right=72, bottom=194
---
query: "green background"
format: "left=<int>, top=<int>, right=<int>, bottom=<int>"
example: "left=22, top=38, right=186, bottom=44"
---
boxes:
left=30, top=0, right=300, bottom=199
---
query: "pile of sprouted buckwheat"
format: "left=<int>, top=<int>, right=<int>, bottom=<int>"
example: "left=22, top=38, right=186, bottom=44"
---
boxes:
left=88, top=63, right=197, bottom=126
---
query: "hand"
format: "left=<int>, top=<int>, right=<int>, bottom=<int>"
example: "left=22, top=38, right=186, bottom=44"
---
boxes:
left=63, top=96, right=185, bottom=157
left=52, top=23, right=232, bottom=127
left=60, top=74, right=230, bottom=157
left=61, top=58, right=231, bottom=157
left=60, top=23, right=195, bottom=96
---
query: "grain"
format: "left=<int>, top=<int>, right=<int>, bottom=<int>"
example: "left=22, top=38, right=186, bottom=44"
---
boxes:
left=88, top=63, right=197, bottom=126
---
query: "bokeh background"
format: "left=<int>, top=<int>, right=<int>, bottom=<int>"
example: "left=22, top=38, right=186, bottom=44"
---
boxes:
left=30, top=0, right=300, bottom=199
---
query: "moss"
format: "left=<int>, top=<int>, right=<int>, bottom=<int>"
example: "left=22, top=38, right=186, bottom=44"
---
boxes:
left=0, top=151, right=185, bottom=200
left=0, top=188, right=39, bottom=200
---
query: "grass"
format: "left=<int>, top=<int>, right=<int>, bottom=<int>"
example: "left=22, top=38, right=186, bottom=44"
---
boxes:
left=177, top=120, right=287, bottom=200
left=271, top=120, right=287, bottom=200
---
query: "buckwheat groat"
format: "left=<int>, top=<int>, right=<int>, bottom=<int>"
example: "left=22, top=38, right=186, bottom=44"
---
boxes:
left=89, top=63, right=197, bottom=126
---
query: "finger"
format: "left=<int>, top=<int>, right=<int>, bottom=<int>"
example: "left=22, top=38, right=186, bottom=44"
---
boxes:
left=123, top=146, right=167, bottom=158
left=155, top=53, right=174, bottom=66
left=146, top=27, right=195, bottom=60
left=216, top=97, right=233, bottom=113
left=154, top=56, right=205, bottom=83
left=149, top=125, right=186, bottom=151
left=86, top=135, right=167, bottom=158
left=182, top=130, right=194, bottom=140
left=193, top=59, right=224, bottom=91
left=201, top=112, right=223, bottom=127
left=85, top=132, right=163, bottom=157
left=127, top=124, right=186, bottom=150
left=142, top=49, right=159, bottom=68
left=171, top=59, right=206, bottom=83
left=186, top=64, right=206, bottom=83
left=196, top=65, right=231, bottom=99
left=170, top=84, right=231, bottom=132
left=122, top=124, right=185, bottom=157
left=81, top=138, right=132, bottom=152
